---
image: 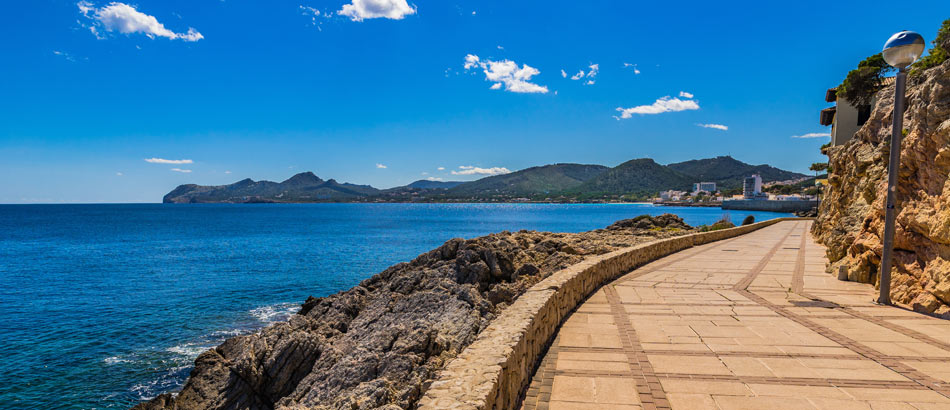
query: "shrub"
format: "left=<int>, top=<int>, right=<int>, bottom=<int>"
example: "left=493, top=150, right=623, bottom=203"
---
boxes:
left=911, top=19, right=950, bottom=75
left=741, top=215, right=755, bottom=226
left=837, top=53, right=894, bottom=106
left=699, top=216, right=735, bottom=232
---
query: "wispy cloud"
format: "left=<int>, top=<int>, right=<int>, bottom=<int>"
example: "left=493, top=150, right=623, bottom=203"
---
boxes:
left=463, top=54, right=548, bottom=94
left=697, top=123, right=728, bottom=131
left=116, top=172, right=124, bottom=176
left=623, top=63, right=640, bottom=74
left=615, top=94, right=700, bottom=118
left=451, top=166, right=511, bottom=176
left=679, top=91, right=694, bottom=99
left=145, top=158, right=193, bottom=164
left=426, top=177, right=444, bottom=181
left=338, top=0, right=416, bottom=21
left=376, top=163, right=387, bottom=169
left=561, top=69, right=568, bottom=78
left=170, top=168, right=192, bottom=173
left=53, top=50, right=77, bottom=62
left=791, top=132, right=831, bottom=139
left=299, top=5, right=324, bottom=29
left=224, top=170, right=232, bottom=174
left=78, top=1, right=203, bottom=41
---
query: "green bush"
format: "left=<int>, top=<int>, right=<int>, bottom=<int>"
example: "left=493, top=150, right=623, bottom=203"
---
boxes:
left=741, top=215, right=755, bottom=226
left=911, top=19, right=950, bottom=74
left=837, top=53, right=894, bottom=106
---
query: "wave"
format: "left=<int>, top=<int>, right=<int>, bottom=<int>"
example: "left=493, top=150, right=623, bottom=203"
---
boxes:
left=116, top=301, right=301, bottom=402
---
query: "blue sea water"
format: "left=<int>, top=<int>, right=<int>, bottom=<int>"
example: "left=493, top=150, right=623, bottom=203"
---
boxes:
left=0, top=203, right=791, bottom=409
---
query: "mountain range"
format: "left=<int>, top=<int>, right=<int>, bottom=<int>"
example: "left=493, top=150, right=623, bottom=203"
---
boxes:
left=162, top=156, right=807, bottom=203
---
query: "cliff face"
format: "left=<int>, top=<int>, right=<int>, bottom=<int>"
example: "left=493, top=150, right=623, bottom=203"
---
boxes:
left=813, top=58, right=950, bottom=317
left=133, top=215, right=692, bottom=410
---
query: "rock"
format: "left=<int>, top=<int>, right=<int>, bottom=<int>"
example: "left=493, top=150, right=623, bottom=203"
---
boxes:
left=133, top=216, right=695, bottom=410
left=813, top=57, right=950, bottom=318
left=606, top=213, right=690, bottom=231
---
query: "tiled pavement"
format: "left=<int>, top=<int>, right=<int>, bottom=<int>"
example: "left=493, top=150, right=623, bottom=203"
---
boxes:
left=521, top=220, right=950, bottom=410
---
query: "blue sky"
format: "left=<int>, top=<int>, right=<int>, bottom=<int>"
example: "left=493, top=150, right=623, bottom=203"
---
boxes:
left=0, top=0, right=945, bottom=203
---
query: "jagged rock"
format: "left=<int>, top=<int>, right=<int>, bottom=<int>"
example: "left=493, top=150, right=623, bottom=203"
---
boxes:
left=813, top=57, right=950, bottom=318
left=606, top=213, right=691, bottom=231
left=133, top=215, right=693, bottom=410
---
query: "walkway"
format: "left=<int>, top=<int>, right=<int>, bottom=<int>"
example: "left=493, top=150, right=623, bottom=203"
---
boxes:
left=521, top=220, right=950, bottom=410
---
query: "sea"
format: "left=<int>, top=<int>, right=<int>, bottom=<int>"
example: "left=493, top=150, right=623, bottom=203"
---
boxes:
left=0, top=203, right=792, bottom=409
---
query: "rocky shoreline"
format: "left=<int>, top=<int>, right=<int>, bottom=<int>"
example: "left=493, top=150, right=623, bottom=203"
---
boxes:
left=133, top=214, right=694, bottom=410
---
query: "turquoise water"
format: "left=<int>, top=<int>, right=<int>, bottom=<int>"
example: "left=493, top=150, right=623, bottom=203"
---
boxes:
left=0, top=203, right=791, bottom=409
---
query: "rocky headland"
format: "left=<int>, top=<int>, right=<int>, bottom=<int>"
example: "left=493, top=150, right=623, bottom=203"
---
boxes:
left=133, top=214, right=693, bottom=410
left=813, top=50, right=950, bottom=317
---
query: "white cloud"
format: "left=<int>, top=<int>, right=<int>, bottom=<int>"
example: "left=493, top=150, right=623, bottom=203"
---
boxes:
left=697, top=123, right=728, bottom=131
left=586, top=64, right=599, bottom=78
left=451, top=165, right=511, bottom=176
left=623, top=63, right=641, bottom=74
left=426, top=177, right=444, bottom=181
left=116, top=172, right=123, bottom=176
left=300, top=5, right=323, bottom=28
left=338, top=0, right=416, bottom=21
left=616, top=95, right=700, bottom=118
left=421, top=171, right=429, bottom=175
left=791, top=132, right=831, bottom=139
left=679, top=91, right=694, bottom=99
left=145, top=158, right=193, bottom=164
left=497, top=45, right=504, bottom=50
left=437, top=166, right=445, bottom=171
left=53, top=50, right=76, bottom=62
left=224, top=170, right=232, bottom=174
left=170, top=168, right=192, bottom=173
left=570, top=70, right=584, bottom=80
left=463, top=55, right=548, bottom=94
left=376, top=163, right=387, bottom=169
left=78, top=2, right=203, bottom=41
left=585, top=80, right=595, bottom=85
left=560, top=69, right=567, bottom=78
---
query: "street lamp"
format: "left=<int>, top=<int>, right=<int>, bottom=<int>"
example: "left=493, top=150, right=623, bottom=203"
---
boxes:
left=877, top=30, right=925, bottom=305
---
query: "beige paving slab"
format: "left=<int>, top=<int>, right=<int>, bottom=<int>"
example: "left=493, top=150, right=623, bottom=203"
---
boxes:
left=521, top=221, right=950, bottom=410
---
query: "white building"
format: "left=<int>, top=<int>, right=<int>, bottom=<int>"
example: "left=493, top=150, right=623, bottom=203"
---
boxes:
left=820, top=77, right=894, bottom=147
left=743, top=174, right=765, bottom=199
left=659, top=190, right=688, bottom=201
left=692, top=182, right=717, bottom=194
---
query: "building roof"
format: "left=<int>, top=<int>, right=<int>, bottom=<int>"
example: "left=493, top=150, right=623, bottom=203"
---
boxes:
left=825, top=88, right=837, bottom=102
left=820, top=107, right=836, bottom=126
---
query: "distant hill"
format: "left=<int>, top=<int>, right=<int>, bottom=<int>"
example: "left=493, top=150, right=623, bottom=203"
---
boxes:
left=667, top=156, right=807, bottom=190
left=568, top=158, right=694, bottom=197
left=163, top=172, right=380, bottom=203
left=445, top=163, right=608, bottom=197
left=162, top=157, right=807, bottom=203
left=406, top=180, right=464, bottom=189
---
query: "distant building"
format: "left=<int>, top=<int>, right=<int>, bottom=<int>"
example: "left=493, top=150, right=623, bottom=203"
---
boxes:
left=743, top=174, right=765, bottom=199
left=820, top=77, right=895, bottom=147
left=659, top=190, right=687, bottom=201
left=692, top=182, right=717, bottom=194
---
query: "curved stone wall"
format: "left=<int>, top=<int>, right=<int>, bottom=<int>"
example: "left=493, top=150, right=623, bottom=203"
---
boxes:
left=417, top=217, right=808, bottom=410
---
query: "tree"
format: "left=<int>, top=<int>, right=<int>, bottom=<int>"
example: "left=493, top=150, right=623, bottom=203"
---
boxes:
left=837, top=53, right=894, bottom=106
left=912, top=19, right=950, bottom=74
left=809, top=162, right=828, bottom=175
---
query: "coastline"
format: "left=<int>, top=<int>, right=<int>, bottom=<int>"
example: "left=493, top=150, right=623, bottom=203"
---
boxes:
left=131, top=214, right=702, bottom=409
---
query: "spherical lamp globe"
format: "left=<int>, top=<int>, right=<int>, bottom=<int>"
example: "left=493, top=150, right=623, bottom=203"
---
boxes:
left=882, top=31, right=925, bottom=68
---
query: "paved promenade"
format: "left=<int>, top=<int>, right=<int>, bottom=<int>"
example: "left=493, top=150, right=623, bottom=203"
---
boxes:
left=521, top=220, right=950, bottom=410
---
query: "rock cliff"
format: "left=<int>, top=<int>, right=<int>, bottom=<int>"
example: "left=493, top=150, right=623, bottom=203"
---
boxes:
left=813, top=57, right=950, bottom=318
left=133, top=215, right=692, bottom=410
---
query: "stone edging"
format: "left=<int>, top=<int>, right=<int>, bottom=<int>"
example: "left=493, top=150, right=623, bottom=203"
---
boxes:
left=417, top=217, right=812, bottom=410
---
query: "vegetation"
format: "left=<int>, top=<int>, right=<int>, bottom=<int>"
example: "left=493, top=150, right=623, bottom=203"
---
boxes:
left=837, top=53, right=894, bottom=106
left=666, top=156, right=807, bottom=191
left=911, top=18, right=950, bottom=75
left=764, top=175, right=825, bottom=196
left=698, top=216, right=735, bottom=232
left=741, top=215, right=755, bottom=226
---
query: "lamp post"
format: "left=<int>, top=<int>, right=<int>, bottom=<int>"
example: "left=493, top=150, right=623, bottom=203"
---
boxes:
left=877, top=31, right=925, bottom=305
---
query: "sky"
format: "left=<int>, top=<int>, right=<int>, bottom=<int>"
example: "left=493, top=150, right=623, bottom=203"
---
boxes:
left=0, top=0, right=946, bottom=203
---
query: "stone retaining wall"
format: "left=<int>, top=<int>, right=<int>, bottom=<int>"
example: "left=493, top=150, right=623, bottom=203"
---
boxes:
left=417, top=217, right=809, bottom=410
left=721, top=199, right=818, bottom=213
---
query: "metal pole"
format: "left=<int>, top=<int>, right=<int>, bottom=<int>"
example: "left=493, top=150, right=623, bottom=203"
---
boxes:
left=877, top=68, right=907, bottom=305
